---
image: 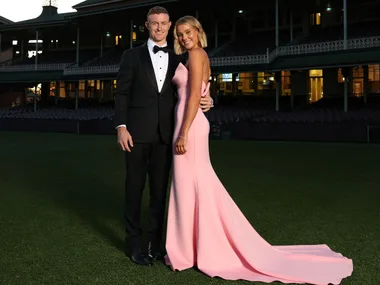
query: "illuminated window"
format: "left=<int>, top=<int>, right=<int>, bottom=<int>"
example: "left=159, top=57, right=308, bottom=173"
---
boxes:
left=309, top=70, right=323, bottom=102
left=257, top=72, right=275, bottom=92
left=309, top=69, right=323, bottom=77
left=352, top=66, right=364, bottom=97
left=310, top=13, right=321, bottom=26
left=220, top=73, right=239, bottom=82
left=369, top=64, right=380, bottom=94
left=79, top=80, right=85, bottom=91
left=369, top=65, right=380, bottom=81
left=281, top=71, right=291, bottom=95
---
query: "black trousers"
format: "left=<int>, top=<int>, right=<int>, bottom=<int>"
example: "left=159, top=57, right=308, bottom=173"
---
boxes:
left=124, top=129, right=172, bottom=251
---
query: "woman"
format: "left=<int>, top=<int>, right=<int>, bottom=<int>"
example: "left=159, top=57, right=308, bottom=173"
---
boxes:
left=164, top=15, right=353, bottom=285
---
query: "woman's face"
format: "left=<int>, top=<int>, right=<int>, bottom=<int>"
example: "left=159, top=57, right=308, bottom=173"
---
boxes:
left=176, top=23, right=199, bottom=51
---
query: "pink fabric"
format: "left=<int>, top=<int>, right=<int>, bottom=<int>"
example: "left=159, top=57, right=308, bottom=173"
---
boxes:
left=165, top=63, right=353, bottom=284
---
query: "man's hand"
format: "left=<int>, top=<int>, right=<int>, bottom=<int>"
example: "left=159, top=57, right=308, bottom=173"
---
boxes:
left=200, top=82, right=213, bottom=113
left=200, top=96, right=213, bottom=112
left=117, top=127, right=134, bottom=152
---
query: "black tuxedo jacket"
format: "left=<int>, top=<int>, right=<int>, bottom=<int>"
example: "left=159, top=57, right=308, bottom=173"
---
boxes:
left=114, top=43, right=184, bottom=144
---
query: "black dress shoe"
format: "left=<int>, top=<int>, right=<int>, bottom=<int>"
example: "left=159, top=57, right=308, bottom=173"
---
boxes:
left=148, top=249, right=164, bottom=261
left=147, top=242, right=165, bottom=261
left=126, top=248, right=152, bottom=266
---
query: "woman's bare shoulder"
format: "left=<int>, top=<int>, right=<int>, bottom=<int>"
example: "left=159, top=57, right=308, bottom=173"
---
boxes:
left=189, top=48, right=208, bottom=64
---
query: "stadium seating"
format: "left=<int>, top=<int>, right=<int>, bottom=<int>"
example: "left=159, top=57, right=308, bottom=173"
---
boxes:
left=82, top=48, right=123, bottom=67
left=210, top=27, right=305, bottom=57
left=295, top=20, right=380, bottom=44
left=0, top=106, right=113, bottom=120
left=1, top=102, right=379, bottom=124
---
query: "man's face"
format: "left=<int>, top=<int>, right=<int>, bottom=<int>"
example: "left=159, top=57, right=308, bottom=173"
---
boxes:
left=145, top=13, right=171, bottom=45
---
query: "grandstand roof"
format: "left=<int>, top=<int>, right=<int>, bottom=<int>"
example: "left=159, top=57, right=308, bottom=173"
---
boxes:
left=0, top=15, right=13, bottom=25
left=73, top=0, right=116, bottom=9
left=0, top=6, right=75, bottom=32
left=69, top=0, right=178, bottom=18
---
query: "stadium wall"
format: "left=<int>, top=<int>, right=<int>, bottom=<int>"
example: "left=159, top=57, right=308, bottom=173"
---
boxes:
left=0, top=118, right=371, bottom=143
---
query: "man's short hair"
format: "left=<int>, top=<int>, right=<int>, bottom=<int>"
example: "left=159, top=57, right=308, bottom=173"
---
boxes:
left=147, top=6, right=169, bottom=19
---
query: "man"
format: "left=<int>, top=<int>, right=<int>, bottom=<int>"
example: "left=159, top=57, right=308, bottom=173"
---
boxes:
left=114, top=6, right=213, bottom=266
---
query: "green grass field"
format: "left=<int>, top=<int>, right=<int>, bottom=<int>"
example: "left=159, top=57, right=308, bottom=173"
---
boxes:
left=0, top=131, right=379, bottom=285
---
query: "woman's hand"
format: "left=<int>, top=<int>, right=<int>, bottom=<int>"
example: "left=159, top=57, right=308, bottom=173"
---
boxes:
left=175, top=135, right=187, bottom=155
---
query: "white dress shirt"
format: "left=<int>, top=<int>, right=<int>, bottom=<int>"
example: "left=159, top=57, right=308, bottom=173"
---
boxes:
left=116, top=39, right=169, bottom=129
left=147, top=38, right=169, bottom=93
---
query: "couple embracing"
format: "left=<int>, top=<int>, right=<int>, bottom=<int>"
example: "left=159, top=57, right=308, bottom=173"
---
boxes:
left=114, top=6, right=352, bottom=285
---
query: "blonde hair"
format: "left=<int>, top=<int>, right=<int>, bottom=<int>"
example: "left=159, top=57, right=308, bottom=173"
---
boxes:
left=173, top=16, right=207, bottom=55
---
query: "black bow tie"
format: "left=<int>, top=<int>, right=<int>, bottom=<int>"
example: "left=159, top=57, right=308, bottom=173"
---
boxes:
left=153, top=45, right=169, bottom=54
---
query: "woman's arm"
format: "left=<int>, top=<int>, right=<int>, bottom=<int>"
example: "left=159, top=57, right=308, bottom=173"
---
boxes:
left=179, top=48, right=204, bottom=138
left=175, top=48, right=205, bottom=155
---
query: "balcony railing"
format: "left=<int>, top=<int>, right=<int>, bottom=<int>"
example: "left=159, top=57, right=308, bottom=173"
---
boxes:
left=64, top=65, right=119, bottom=75
left=275, top=36, right=380, bottom=57
left=209, top=54, right=268, bottom=66
left=0, top=63, right=70, bottom=72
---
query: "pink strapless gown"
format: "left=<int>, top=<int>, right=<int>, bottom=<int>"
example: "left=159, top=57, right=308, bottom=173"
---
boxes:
left=164, top=63, right=353, bottom=285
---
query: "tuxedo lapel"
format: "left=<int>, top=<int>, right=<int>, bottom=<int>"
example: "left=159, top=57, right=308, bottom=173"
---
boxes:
left=141, top=43, right=159, bottom=93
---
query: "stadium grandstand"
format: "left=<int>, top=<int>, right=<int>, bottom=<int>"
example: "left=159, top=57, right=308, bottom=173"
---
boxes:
left=0, top=15, right=13, bottom=58
left=0, top=0, right=380, bottom=142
